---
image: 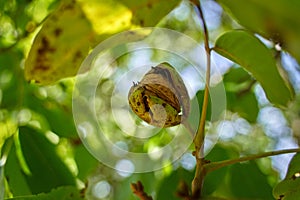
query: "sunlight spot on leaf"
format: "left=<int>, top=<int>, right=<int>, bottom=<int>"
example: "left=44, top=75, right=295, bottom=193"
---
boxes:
left=293, top=172, right=300, bottom=179
left=28, top=120, right=41, bottom=129
left=79, top=0, right=132, bottom=35
left=0, top=70, right=13, bottom=88
left=45, top=131, right=60, bottom=145
left=275, top=43, right=282, bottom=51
left=35, top=87, right=48, bottom=99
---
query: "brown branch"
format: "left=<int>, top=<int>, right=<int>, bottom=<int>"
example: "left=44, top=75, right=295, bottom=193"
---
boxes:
left=131, top=181, right=153, bottom=200
left=191, top=0, right=211, bottom=198
left=205, top=148, right=300, bottom=174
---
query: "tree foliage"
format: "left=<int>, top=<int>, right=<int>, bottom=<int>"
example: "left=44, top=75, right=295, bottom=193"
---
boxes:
left=1, top=0, right=300, bottom=199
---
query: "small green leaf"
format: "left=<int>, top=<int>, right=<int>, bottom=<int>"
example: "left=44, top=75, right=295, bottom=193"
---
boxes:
left=214, top=30, right=294, bottom=107
left=273, top=153, right=300, bottom=200
left=19, top=126, right=75, bottom=194
left=5, top=186, right=83, bottom=200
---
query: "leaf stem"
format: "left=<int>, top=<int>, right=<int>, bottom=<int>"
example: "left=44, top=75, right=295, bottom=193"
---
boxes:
left=0, top=136, right=14, bottom=167
left=205, top=148, right=300, bottom=174
left=191, top=0, right=211, bottom=198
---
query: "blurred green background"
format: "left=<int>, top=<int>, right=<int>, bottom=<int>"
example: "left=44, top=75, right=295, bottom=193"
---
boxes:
left=1, top=0, right=300, bottom=199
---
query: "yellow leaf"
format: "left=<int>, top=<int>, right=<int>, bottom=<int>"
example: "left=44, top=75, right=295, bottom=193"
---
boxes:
left=79, top=0, right=132, bottom=35
left=25, top=0, right=95, bottom=85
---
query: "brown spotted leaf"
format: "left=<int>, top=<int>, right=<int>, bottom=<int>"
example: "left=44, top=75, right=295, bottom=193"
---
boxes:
left=25, top=0, right=181, bottom=85
left=25, top=0, right=94, bottom=84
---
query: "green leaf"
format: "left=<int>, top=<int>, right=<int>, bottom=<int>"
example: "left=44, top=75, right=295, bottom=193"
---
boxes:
left=120, top=0, right=180, bottom=27
left=156, top=168, right=194, bottom=200
left=114, top=172, right=156, bottom=200
left=0, top=167, right=3, bottom=200
left=214, top=30, right=294, bottom=107
left=0, top=50, right=25, bottom=109
left=24, top=89, right=77, bottom=138
left=223, top=67, right=252, bottom=86
left=5, top=186, right=83, bottom=200
left=5, top=144, right=31, bottom=196
left=24, top=0, right=95, bottom=85
left=229, top=161, right=273, bottom=199
left=227, top=91, right=258, bottom=123
left=273, top=153, right=300, bottom=200
left=74, top=144, right=98, bottom=181
left=19, top=126, right=75, bottom=194
left=216, top=0, right=300, bottom=63
left=203, top=145, right=235, bottom=196
left=223, top=67, right=258, bottom=122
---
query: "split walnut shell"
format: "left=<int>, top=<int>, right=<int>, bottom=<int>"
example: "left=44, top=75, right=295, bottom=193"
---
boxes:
left=128, top=62, right=190, bottom=127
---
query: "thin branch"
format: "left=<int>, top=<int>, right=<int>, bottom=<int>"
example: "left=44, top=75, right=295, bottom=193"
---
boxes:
left=131, top=181, right=153, bottom=200
left=205, top=148, right=300, bottom=174
left=191, top=0, right=211, bottom=198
